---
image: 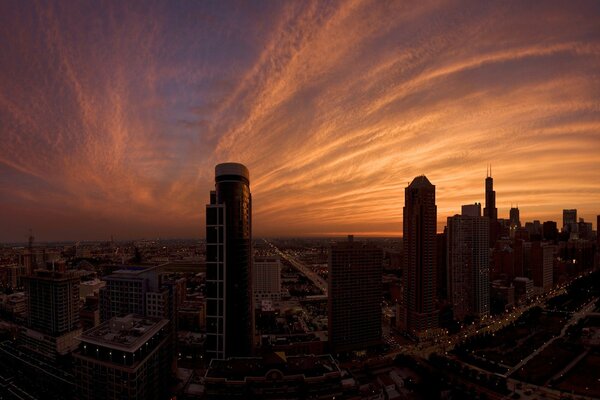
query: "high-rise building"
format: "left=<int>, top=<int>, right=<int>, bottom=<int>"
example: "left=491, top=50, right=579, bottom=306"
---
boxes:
left=562, top=209, right=577, bottom=234
left=484, top=167, right=498, bottom=247
left=397, top=176, right=439, bottom=337
left=253, top=256, right=281, bottom=305
left=206, top=163, right=253, bottom=360
left=21, top=269, right=82, bottom=360
left=73, top=315, right=172, bottom=400
left=329, top=235, right=383, bottom=354
left=447, top=206, right=490, bottom=320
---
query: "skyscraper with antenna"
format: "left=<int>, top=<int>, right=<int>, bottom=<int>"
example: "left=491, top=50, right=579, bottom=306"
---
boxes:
left=484, top=165, right=498, bottom=247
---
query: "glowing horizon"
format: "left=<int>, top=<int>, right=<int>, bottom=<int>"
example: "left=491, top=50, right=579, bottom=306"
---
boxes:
left=1, top=1, right=599, bottom=242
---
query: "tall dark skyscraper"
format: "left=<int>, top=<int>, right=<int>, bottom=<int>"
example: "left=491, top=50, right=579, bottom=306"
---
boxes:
left=398, top=176, right=439, bottom=337
left=328, top=235, right=383, bottom=354
left=484, top=167, right=498, bottom=246
left=206, top=163, right=253, bottom=359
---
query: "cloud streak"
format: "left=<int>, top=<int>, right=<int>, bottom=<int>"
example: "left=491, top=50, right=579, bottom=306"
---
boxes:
left=0, top=0, right=599, bottom=241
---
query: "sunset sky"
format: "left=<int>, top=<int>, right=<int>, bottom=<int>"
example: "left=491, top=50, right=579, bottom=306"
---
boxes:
left=1, top=1, right=599, bottom=242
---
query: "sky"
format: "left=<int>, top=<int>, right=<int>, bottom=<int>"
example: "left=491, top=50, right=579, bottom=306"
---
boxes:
left=1, top=0, right=599, bottom=242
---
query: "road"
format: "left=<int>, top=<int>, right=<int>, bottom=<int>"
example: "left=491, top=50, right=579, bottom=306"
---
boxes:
left=506, top=296, right=598, bottom=377
left=266, top=240, right=328, bottom=296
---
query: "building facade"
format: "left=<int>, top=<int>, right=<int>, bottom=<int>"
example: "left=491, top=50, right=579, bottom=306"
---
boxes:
left=328, top=235, right=383, bottom=354
left=21, top=269, right=81, bottom=360
left=253, top=256, right=281, bottom=304
left=447, top=207, right=490, bottom=320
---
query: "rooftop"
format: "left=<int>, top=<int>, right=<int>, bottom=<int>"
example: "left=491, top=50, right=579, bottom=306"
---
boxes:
left=408, top=175, right=433, bottom=188
left=80, top=314, right=168, bottom=351
left=206, top=353, right=340, bottom=381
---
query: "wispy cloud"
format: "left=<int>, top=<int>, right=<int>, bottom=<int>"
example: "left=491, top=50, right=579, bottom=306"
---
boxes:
left=0, top=0, right=599, bottom=240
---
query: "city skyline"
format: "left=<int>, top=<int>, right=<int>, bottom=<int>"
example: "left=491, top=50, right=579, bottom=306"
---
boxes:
left=2, top=1, right=600, bottom=241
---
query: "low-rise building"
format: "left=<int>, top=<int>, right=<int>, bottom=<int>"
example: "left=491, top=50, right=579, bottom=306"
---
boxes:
left=204, top=353, right=343, bottom=399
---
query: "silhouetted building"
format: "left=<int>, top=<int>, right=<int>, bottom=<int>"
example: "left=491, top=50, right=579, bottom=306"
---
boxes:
left=447, top=206, right=490, bottom=320
left=397, top=176, right=439, bottom=337
left=74, top=315, right=172, bottom=400
left=484, top=168, right=498, bottom=247
left=563, top=209, right=577, bottom=234
left=578, top=218, right=593, bottom=240
left=21, top=269, right=81, bottom=360
left=461, top=203, right=481, bottom=217
left=329, top=235, right=383, bottom=354
left=206, top=163, right=253, bottom=360
left=525, top=220, right=542, bottom=239
left=509, top=207, right=520, bottom=238
left=543, top=221, right=558, bottom=242
left=204, top=353, right=342, bottom=400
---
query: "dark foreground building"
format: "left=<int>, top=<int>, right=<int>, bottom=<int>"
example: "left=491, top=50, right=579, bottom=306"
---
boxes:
left=73, top=315, right=172, bottom=400
left=204, top=353, right=342, bottom=399
left=206, top=162, right=253, bottom=359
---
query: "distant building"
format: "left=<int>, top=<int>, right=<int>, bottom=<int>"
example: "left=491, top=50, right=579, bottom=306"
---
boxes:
left=0, top=264, right=25, bottom=289
left=491, top=280, right=515, bottom=312
left=253, top=256, right=281, bottom=305
left=204, top=353, right=343, bottom=399
left=525, top=220, right=542, bottom=238
left=73, top=315, right=172, bottom=400
left=447, top=206, right=490, bottom=320
left=398, top=176, right=439, bottom=337
left=563, top=209, right=577, bottom=234
left=513, top=277, right=534, bottom=304
left=531, top=242, right=554, bottom=293
left=0, top=292, right=27, bottom=321
left=99, top=265, right=168, bottom=322
left=578, top=218, right=593, bottom=240
left=329, top=235, right=383, bottom=354
left=484, top=168, right=498, bottom=247
left=21, top=269, right=81, bottom=360
left=206, top=163, right=253, bottom=360
left=80, top=294, right=100, bottom=331
left=509, top=207, right=520, bottom=238
left=542, top=221, right=558, bottom=242
left=461, top=203, right=481, bottom=217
